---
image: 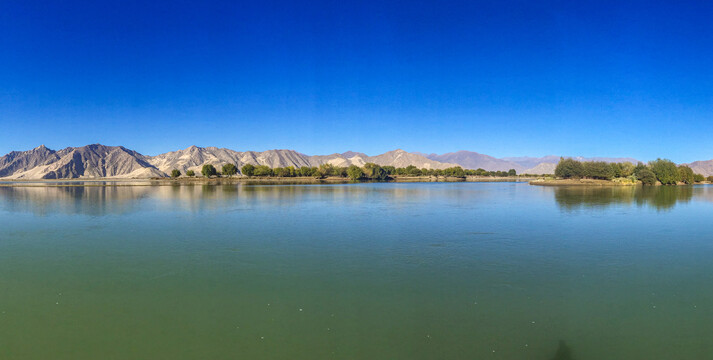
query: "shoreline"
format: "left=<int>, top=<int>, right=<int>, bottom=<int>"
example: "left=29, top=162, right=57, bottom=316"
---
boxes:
left=0, top=176, right=536, bottom=187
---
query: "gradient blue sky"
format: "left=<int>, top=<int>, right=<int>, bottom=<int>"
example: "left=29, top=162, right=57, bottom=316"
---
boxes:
left=2, top=1, right=712, bottom=162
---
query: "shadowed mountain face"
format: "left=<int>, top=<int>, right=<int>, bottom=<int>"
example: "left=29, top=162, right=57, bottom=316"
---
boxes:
left=0, top=144, right=165, bottom=179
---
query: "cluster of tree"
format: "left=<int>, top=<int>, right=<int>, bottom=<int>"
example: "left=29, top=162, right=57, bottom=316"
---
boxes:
left=169, top=163, right=522, bottom=180
left=554, top=157, right=705, bottom=185
left=239, top=163, right=518, bottom=180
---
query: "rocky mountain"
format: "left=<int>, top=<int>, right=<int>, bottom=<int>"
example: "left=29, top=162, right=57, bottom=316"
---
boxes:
left=0, top=145, right=60, bottom=178
left=0, top=145, right=459, bottom=179
left=0, top=144, right=165, bottom=179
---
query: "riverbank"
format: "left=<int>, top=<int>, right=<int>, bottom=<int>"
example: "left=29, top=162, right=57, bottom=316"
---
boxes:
left=0, top=175, right=535, bottom=186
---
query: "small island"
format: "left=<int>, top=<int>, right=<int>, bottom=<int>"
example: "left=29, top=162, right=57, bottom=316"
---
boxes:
left=531, top=158, right=712, bottom=186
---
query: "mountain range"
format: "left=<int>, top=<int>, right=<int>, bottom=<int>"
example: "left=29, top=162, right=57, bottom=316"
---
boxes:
left=1, top=144, right=711, bottom=179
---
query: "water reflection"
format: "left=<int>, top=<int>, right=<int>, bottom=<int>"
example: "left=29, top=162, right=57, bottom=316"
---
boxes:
left=552, top=185, right=709, bottom=211
left=0, top=183, right=502, bottom=216
left=550, top=340, right=574, bottom=360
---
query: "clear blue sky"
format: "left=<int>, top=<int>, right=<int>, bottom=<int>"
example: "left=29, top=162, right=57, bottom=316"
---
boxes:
left=2, top=0, right=712, bottom=162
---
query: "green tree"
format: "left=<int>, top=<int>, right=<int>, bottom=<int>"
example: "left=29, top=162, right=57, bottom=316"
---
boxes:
left=254, top=165, right=272, bottom=177
left=707, top=176, right=713, bottom=182
left=583, top=161, right=614, bottom=180
left=507, top=169, right=517, bottom=177
left=554, top=158, right=585, bottom=179
left=444, top=166, right=466, bottom=178
left=241, top=164, right=255, bottom=177
left=633, top=162, right=648, bottom=177
left=678, top=165, right=694, bottom=184
left=201, top=164, right=217, bottom=177
left=364, top=163, right=388, bottom=180
left=170, top=169, right=181, bottom=178
left=222, top=163, right=238, bottom=177
left=186, top=170, right=195, bottom=177
left=619, top=162, right=635, bottom=177
left=637, top=168, right=657, bottom=185
left=609, top=163, right=622, bottom=178
left=299, top=166, right=314, bottom=177
left=649, top=159, right=680, bottom=185
left=347, top=165, right=365, bottom=180
left=694, top=173, right=705, bottom=183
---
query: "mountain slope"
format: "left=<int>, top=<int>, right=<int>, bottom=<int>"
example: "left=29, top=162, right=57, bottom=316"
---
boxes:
left=687, top=160, right=713, bottom=176
left=0, top=145, right=61, bottom=177
left=0, top=144, right=165, bottom=179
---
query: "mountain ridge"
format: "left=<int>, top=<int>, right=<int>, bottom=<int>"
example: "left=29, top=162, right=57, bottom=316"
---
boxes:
left=1, top=144, right=709, bottom=178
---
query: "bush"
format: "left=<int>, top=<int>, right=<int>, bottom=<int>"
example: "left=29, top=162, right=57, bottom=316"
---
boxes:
left=222, top=163, right=238, bottom=177
left=649, top=159, right=680, bottom=185
left=555, top=158, right=585, bottom=179
left=508, top=169, right=517, bottom=177
left=694, top=173, right=705, bottom=183
left=241, top=164, right=255, bottom=177
left=186, top=170, right=195, bottom=177
left=637, top=169, right=657, bottom=185
left=201, top=164, right=217, bottom=177
left=170, top=169, right=181, bottom=178
left=678, top=165, right=694, bottom=184
left=708, top=176, right=713, bottom=182
left=583, top=161, right=614, bottom=180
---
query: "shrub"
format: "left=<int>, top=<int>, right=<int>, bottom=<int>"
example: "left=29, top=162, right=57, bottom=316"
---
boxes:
left=649, top=159, right=680, bottom=185
left=694, top=173, right=705, bottom=183
left=170, top=169, right=181, bottom=178
left=708, top=176, right=713, bottom=182
left=508, top=169, right=517, bottom=177
left=201, top=164, right=217, bottom=177
left=186, top=170, right=195, bottom=177
left=555, top=158, right=585, bottom=179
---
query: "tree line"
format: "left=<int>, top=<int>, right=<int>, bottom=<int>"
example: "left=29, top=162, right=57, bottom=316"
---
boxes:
left=554, top=157, right=710, bottom=185
left=168, top=163, right=520, bottom=180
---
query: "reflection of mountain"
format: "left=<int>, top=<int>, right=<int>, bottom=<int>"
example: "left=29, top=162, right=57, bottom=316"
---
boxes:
left=553, top=186, right=695, bottom=211
left=0, top=183, right=484, bottom=216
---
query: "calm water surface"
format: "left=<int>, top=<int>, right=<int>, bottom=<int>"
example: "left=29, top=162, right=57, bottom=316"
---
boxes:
left=1, top=183, right=712, bottom=359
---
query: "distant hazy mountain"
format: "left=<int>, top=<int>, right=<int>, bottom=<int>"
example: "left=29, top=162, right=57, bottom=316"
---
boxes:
left=687, top=160, right=713, bottom=176
left=424, top=151, right=524, bottom=172
left=425, top=151, right=641, bottom=174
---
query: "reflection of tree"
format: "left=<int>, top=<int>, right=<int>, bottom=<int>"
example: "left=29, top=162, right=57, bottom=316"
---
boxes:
left=550, top=340, right=574, bottom=360
left=0, top=183, right=479, bottom=216
left=553, top=186, right=694, bottom=211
